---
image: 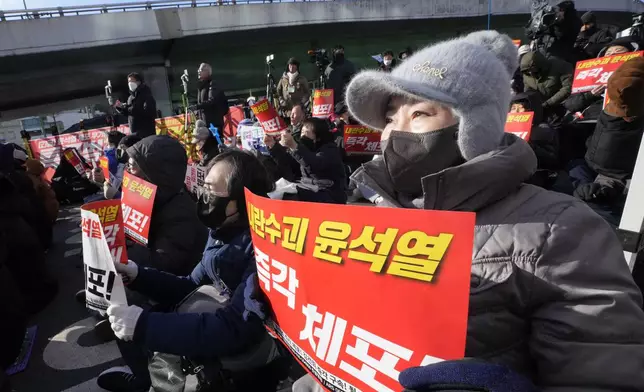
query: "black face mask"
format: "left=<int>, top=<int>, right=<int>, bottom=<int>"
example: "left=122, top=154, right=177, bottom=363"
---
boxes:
left=382, top=125, right=463, bottom=196
left=300, top=135, right=316, bottom=151
left=196, top=193, right=237, bottom=229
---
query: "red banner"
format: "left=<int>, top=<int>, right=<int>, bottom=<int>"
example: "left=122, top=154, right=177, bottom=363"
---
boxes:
left=121, top=172, right=157, bottom=245
left=572, top=51, right=643, bottom=93
left=251, top=99, right=288, bottom=136
left=343, top=126, right=382, bottom=155
left=99, top=156, right=110, bottom=180
left=504, top=112, right=534, bottom=141
left=28, top=125, right=129, bottom=169
left=245, top=190, right=474, bottom=392
left=312, top=89, right=335, bottom=118
left=81, top=199, right=128, bottom=264
left=63, top=148, right=89, bottom=175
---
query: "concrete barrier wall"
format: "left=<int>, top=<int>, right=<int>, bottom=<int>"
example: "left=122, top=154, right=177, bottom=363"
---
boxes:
left=1, top=0, right=642, bottom=57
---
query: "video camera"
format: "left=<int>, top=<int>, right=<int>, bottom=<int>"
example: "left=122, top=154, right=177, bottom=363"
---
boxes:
left=527, top=4, right=558, bottom=39
left=308, top=48, right=330, bottom=70
left=618, top=13, right=644, bottom=42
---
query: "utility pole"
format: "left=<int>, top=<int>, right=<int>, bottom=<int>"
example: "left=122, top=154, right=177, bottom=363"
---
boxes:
left=23, top=0, right=28, bottom=10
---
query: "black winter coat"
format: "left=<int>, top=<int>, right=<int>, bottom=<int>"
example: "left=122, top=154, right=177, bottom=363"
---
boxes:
left=197, top=79, right=229, bottom=130
left=118, top=84, right=157, bottom=138
left=127, top=136, right=208, bottom=275
left=586, top=111, right=644, bottom=181
left=269, top=141, right=347, bottom=204
left=575, top=27, right=614, bottom=59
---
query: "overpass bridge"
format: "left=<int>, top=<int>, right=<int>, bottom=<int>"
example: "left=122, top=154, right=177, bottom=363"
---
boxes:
left=0, top=0, right=642, bottom=119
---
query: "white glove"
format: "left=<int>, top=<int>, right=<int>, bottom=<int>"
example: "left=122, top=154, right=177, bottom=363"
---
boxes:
left=107, top=304, right=143, bottom=341
left=114, top=259, right=139, bottom=283
left=103, top=181, right=118, bottom=199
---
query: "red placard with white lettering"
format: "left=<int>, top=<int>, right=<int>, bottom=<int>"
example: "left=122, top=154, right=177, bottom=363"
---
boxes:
left=312, top=89, right=335, bottom=118
left=343, top=125, right=382, bottom=155
left=251, top=99, right=288, bottom=136
left=81, top=199, right=128, bottom=264
left=99, top=156, right=110, bottom=180
left=504, top=112, right=534, bottom=141
left=245, top=190, right=474, bottom=392
left=121, top=172, right=157, bottom=245
left=63, top=148, right=88, bottom=175
left=572, top=51, right=643, bottom=93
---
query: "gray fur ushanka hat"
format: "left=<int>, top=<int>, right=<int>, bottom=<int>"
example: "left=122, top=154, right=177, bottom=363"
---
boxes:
left=345, top=30, right=518, bottom=161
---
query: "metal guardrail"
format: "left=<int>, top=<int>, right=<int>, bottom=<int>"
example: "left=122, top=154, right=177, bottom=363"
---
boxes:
left=0, top=0, right=333, bottom=21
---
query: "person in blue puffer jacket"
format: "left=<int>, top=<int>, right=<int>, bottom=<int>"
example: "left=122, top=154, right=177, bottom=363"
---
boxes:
left=97, top=149, right=284, bottom=392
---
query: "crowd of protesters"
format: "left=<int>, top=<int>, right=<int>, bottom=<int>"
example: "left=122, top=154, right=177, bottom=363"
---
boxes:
left=4, top=2, right=644, bottom=391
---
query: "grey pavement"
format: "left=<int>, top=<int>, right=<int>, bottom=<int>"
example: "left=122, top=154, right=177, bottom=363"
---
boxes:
left=9, top=205, right=123, bottom=392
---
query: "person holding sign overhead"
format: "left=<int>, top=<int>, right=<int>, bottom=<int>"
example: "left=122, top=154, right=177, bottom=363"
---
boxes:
left=265, top=117, right=347, bottom=204
left=285, top=30, right=644, bottom=391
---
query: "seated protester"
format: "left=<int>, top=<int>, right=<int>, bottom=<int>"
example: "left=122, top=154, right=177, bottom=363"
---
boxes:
left=571, top=57, right=644, bottom=227
left=98, top=150, right=287, bottom=392
left=24, top=159, right=59, bottom=223
left=289, top=103, right=307, bottom=142
left=520, top=50, right=573, bottom=123
left=265, top=118, right=347, bottom=204
left=88, top=131, right=126, bottom=188
left=563, top=38, right=639, bottom=121
left=125, top=135, right=207, bottom=276
left=511, top=45, right=531, bottom=95
left=574, top=11, right=614, bottom=59
left=1, top=144, right=53, bottom=250
left=290, top=31, right=644, bottom=391
left=0, top=165, right=57, bottom=316
left=103, top=134, right=142, bottom=199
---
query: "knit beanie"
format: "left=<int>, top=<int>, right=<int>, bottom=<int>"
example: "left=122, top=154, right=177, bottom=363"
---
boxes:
left=345, top=30, right=517, bottom=160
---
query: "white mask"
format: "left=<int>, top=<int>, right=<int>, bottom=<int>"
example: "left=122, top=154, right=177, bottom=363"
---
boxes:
left=383, top=59, right=393, bottom=67
left=128, top=82, right=139, bottom=92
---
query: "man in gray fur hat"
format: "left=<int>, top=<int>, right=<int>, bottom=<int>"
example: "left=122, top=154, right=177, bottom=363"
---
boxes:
left=290, top=30, right=644, bottom=392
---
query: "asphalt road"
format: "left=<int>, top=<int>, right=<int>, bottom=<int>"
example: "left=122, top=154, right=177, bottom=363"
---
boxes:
left=9, top=205, right=124, bottom=392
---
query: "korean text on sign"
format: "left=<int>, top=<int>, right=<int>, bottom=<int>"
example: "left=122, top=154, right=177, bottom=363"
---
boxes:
left=82, top=199, right=128, bottom=264
left=572, top=51, right=643, bottom=93
left=504, top=111, right=534, bottom=141
left=343, top=126, right=382, bottom=155
left=312, top=89, right=335, bottom=118
left=80, top=207, right=128, bottom=313
left=250, top=98, right=287, bottom=136
left=245, top=190, right=475, bottom=392
left=121, top=172, right=157, bottom=245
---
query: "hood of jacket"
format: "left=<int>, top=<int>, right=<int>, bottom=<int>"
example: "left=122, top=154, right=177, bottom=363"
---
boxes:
left=352, top=133, right=537, bottom=212
left=520, top=51, right=549, bottom=74
left=126, top=135, right=188, bottom=197
left=512, top=91, right=545, bottom=124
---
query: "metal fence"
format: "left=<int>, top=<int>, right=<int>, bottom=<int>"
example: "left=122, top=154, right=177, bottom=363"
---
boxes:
left=0, top=0, right=334, bottom=21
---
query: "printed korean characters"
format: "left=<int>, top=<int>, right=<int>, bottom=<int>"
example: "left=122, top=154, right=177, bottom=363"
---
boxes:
left=251, top=99, right=288, bottom=135
left=121, top=172, right=157, bottom=245
left=80, top=207, right=128, bottom=313
left=312, top=89, right=335, bottom=118
left=84, top=199, right=128, bottom=263
left=244, top=190, right=475, bottom=392
left=504, top=112, right=534, bottom=141
left=572, top=51, right=643, bottom=93
left=343, top=126, right=382, bottom=155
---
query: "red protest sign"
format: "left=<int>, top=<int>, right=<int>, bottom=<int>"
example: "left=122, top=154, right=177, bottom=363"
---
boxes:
left=42, top=167, right=56, bottom=183
left=343, top=126, right=382, bottom=155
left=99, top=156, right=110, bottom=179
left=251, top=99, right=288, bottom=136
left=63, top=148, right=88, bottom=175
left=572, top=51, right=643, bottom=93
left=312, top=89, right=335, bottom=118
left=81, top=199, right=128, bottom=264
left=245, top=190, right=474, bottom=392
left=512, top=39, right=521, bottom=48
left=504, top=112, right=534, bottom=141
left=121, top=172, right=157, bottom=245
